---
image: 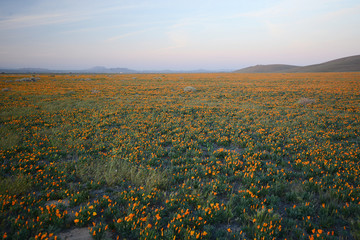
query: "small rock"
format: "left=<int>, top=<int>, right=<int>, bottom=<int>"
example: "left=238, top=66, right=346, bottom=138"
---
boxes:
left=184, top=86, right=197, bottom=92
left=15, top=77, right=38, bottom=82
left=297, top=98, right=315, bottom=105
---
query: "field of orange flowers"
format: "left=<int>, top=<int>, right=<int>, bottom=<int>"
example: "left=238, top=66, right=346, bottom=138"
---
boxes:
left=0, top=72, right=359, bottom=239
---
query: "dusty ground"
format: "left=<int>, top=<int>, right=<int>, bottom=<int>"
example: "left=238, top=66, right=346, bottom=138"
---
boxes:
left=57, top=228, right=92, bottom=240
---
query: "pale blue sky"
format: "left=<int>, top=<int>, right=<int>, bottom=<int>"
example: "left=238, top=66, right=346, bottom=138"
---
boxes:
left=0, top=0, right=359, bottom=70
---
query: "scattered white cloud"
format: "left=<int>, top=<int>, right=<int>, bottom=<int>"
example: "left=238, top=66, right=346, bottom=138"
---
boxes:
left=0, top=13, right=78, bottom=30
left=0, top=2, right=148, bottom=30
left=107, top=28, right=157, bottom=42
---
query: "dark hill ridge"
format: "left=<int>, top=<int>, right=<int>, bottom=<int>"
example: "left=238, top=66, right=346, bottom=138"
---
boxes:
left=234, top=55, right=360, bottom=73
left=234, top=64, right=298, bottom=73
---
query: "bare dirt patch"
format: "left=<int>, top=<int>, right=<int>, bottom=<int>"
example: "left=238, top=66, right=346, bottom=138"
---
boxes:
left=57, top=228, right=92, bottom=240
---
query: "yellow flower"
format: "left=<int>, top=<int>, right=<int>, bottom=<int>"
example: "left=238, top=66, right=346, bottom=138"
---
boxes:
left=93, top=212, right=97, bottom=216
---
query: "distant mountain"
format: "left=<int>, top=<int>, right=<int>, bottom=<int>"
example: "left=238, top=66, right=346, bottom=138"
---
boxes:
left=234, top=55, right=360, bottom=73
left=0, top=66, right=138, bottom=74
left=85, top=66, right=108, bottom=72
left=81, top=66, right=137, bottom=73
left=80, top=67, right=218, bottom=74
left=0, top=68, right=56, bottom=73
left=2, top=55, right=359, bottom=74
left=0, top=66, right=215, bottom=74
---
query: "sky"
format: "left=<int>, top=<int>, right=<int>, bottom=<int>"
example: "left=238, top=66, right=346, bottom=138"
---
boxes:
left=0, top=0, right=359, bottom=70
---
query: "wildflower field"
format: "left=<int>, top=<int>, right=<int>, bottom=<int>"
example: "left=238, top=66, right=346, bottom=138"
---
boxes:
left=0, top=72, right=359, bottom=239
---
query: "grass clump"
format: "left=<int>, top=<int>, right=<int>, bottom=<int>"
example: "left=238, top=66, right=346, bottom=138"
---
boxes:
left=76, top=156, right=169, bottom=192
left=0, top=174, right=33, bottom=195
left=104, top=157, right=169, bottom=191
left=0, top=129, right=21, bottom=150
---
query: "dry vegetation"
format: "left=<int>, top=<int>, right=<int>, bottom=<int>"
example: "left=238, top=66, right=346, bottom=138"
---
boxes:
left=0, top=72, right=359, bottom=239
